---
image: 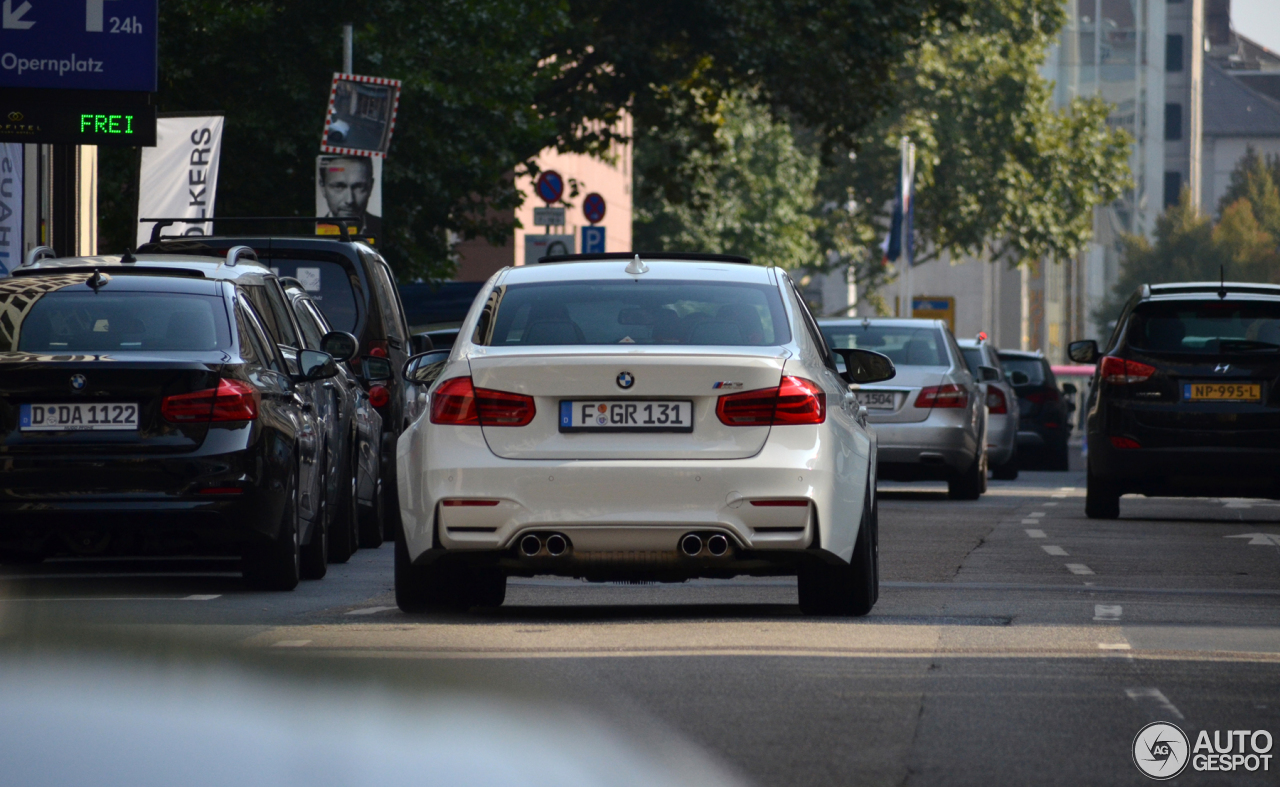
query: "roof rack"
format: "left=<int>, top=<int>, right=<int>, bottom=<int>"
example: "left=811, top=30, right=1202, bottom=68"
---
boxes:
left=536, top=251, right=752, bottom=265
left=13, top=265, right=206, bottom=279
left=141, top=217, right=360, bottom=244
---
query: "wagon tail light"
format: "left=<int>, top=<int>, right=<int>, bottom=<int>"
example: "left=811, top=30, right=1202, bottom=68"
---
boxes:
left=986, top=386, right=1008, bottom=415
left=161, top=379, right=259, bottom=423
left=430, top=376, right=536, bottom=427
left=716, top=376, right=826, bottom=426
left=1100, top=356, right=1155, bottom=384
left=914, top=384, right=968, bottom=409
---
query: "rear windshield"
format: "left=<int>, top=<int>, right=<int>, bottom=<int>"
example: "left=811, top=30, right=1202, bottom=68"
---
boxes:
left=1128, top=300, right=1280, bottom=353
left=822, top=325, right=949, bottom=366
left=999, top=356, right=1048, bottom=386
left=12, top=292, right=231, bottom=353
left=961, top=348, right=985, bottom=375
left=479, top=280, right=791, bottom=346
left=269, top=259, right=359, bottom=334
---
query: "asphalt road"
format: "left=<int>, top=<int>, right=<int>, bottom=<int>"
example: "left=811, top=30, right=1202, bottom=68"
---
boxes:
left=3, top=452, right=1279, bottom=786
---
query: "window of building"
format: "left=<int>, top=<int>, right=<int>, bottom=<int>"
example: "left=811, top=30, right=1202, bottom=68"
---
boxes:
left=1164, top=171, right=1183, bottom=208
left=1166, top=34, right=1184, bottom=72
left=1164, top=103, right=1183, bottom=141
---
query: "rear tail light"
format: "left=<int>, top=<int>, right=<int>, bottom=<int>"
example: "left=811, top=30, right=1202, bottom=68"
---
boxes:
left=1100, top=356, right=1155, bottom=384
left=430, top=376, right=535, bottom=427
left=162, top=379, right=259, bottom=423
left=986, top=387, right=1008, bottom=414
left=368, top=385, right=391, bottom=408
left=914, top=384, right=968, bottom=409
left=366, top=342, right=389, bottom=358
left=716, top=376, right=826, bottom=426
left=1110, top=436, right=1141, bottom=449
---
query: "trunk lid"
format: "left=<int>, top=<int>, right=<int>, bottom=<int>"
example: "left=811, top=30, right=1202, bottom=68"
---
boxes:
left=467, top=347, right=787, bottom=459
left=0, top=354, right=224, bottom=455
left=1126, top=348, right=1280, bottom=436
left=854, top=365, right=946, bottom=424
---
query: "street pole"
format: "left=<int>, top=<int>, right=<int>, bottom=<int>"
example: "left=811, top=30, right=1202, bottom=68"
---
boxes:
left=900, top=137, right=915, bottom=319
left=343, top=24, right=353, bottom=74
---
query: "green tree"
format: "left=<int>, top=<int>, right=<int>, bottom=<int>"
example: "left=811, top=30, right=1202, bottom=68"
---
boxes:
left=1216, top=147, right=1280, bottom=236
left=634, top=89, right=819, bottom=268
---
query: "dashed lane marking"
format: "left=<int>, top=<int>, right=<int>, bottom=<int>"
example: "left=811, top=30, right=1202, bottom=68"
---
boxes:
left=1126, top=688, right=1184, bottom=720
left=1094, top=604, right=1122, bottom=621
left=272, top=640, right=312, bottom=648
left=1066, top=563, right=1095, bottom=575
left=1029, top=512, right=1046, bottom=518
left=345, top=606, right=398, bottom=616
left=1225, top=533, right=1280, bottom=546
left=1042, top=545, right=1069, bottom=556
left=1021, top=519, right=1040, bottom=525
left=1098, top=643, right=1131, bottom=650
left=1025, top=529, right=1047, bottom=538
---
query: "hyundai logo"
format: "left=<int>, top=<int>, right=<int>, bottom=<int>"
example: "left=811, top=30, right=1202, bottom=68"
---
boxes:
left=1215, top=363, right=1231, bottom=374
left=616, top=371, right=635, bottom=389
left=69, top=374, right=87, bottom=391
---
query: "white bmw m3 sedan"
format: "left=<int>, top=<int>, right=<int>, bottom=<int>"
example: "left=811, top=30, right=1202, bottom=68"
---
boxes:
left=394, top=253, right=896, bottom=615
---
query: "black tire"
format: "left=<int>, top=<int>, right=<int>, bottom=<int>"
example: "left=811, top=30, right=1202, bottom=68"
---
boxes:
left=395, top=527, right=507, bottom=612
left=358, top=477, right=385, bottom=549
left=382, top=471, right=401, bottom=542
left=1085, top=468, right=1121, bottom=519
left=798, top=483, right=877, bottom=616
left=328, top=437, right=359, bottom=563
left=300, top=495, right=329, bottom=580
left=244, top=468, right=301, bottom=591
left=992, top=448, right=1019, bottom=481
left=948, top=451, right=985, bottom=500
left=1051, top=440, right=1071, bottom=471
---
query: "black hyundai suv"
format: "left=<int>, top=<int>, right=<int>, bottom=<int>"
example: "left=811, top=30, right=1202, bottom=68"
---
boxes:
left=1070, top=281, right=1280, bottom=518
left=139, top=219, right=411, bottom=540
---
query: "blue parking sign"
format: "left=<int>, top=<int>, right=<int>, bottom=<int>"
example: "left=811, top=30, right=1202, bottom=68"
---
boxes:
left=582, top=226, right=606, bottom=254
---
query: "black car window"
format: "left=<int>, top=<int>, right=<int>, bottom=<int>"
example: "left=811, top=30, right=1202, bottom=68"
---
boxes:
left=999, top=356, right=1048, bottom=386
left=961, top=348, right=984, bottom=375
left=238, top=298, right=282, bottom=373
left=268, top=258, right=360, bottom=334
left=823, top=325, right=948, bottom=366
left=12, top=290, right=232, bottom=353
left=784, top=277, right=838, bottom=370
left=478, top=280, right=791, bottom=346
left=241, top=282, right=302, bottom=351
left=290, top=297, right=326, bottom=350
left=366, top=254, right=405, bottom=343
left=1128, top=300, right=1280, bottom=353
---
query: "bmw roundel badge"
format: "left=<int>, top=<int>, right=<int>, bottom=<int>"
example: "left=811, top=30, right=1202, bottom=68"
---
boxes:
left=70, top=374, right=87, bottom=391
left=616, top=371, right=635, bottom=389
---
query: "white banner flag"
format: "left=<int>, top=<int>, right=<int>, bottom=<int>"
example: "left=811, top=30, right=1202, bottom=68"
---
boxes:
left=137, top=115, right=225, bottom=247
left=0, top=143, right=21, bottom=278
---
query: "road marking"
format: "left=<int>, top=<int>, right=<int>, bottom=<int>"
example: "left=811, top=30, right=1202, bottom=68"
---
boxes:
left=1051, top=494, right=1067, bottom=499
left=11, top=594, right=222, bottom=602
left=345, top=606, right=397, bottom=616
left=1059, top=487, right=1076, bottom=491
left=184, top=594, right=221, bottom=601
left=272, top=640, right=312, bottom=648
left=1021, top=518, right=1040, bottom=524
left=1042, top=545, right=1069, bottom=556
left=1025, top=529, right=1046, bottom=538
left=1029, top=512, right=1046, bottom=517
left=1126, top=688, right=1184, bottom=720
left=1066, top=563, right=1095, bottom=575
left=1094, top=604, right=1122, bottom=621
left=1225, top=533, right=1280, bottom=546
left=1098, top=643, right=1131, bottom=650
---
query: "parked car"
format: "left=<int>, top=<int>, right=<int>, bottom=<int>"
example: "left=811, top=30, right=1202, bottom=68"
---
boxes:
left=395, top=252, right=895, bottom=616
left=996, top=349, right=1072, bottom=471
left=819, top=318, right=988, bottom=500
left=139, top=219, right=413, bottom=541
left=1, top=248, right=341, bottom=588
left=280, top=278, right=385, bottom=557
left=1070, top=281, right=1280, bottom=518
left=958, top=336, right=1019, bottom=479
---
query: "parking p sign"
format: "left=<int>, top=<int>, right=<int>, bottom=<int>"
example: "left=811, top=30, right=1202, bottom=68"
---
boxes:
left=582, top=226, right=606, bottom=254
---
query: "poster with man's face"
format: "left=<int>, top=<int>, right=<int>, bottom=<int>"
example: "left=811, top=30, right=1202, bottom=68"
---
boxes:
left=316, top=155, right=382, bottom=240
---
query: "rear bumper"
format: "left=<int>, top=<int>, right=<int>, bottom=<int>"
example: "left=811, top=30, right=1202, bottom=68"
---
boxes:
left=986, top=414, right=1016, bottom=465
left=871, top=412, right=978, bottom=478
left=1089, top=439, right=1280, bottom=498
left=396, top=421, right=874, bottom=570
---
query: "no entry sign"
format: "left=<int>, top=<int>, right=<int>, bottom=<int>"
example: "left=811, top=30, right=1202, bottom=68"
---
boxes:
left=583, top=193, right=606, bottom=224
left=535, top=170, right=564, bottom=204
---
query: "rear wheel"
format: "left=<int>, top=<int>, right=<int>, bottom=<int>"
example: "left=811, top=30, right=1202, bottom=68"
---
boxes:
left=358, top=477, right=385, bottom=549
left=328, top=437, right=359, bottom=563
left=948, top=451, right=985, bottom=500
left=395, top=528, right=507, bottom=613
left=300, top=498, right=329, bottom=580
left=992, top=447, right=1019, bottom=480
left=1086, top=468, right=1121, bottom=519
left=1051, top=440, right=1071, bottom=471
left=798, top=484, right=877, bottom=617
left=244, top=468, right=301, bottom=591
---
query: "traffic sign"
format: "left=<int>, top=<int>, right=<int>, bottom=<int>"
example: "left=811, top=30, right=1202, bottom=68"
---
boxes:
left=582, top=225, right=606, bottom=254
left=583, top=192, right=606, bottom=224
left=0, top=0, right=158, bottom=92
left=534, top=170, right=564, bottom=204
left=532, top=206, right=565, bottom=227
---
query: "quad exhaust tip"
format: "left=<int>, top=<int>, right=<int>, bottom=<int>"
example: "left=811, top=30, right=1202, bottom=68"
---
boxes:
left=519, top=534, right=542, bottom=557
left=545, top=533, right=568, bottom=556
left=706, top=534, right=729, bottom=556
left=679, top=534, right=704, bottom=557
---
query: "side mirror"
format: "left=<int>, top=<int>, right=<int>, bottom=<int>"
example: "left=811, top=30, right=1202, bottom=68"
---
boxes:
left=297, top=349, right=337, bottom=381
left=403, top=350, right=451, bottom=386
left=978, top=365, right=1000, bottom=382
left=410, top=332, right=436, bottom=355
left=1062, top=382, right=1078, bottom=395
left=320, top=331, right=359, bottom=362
left=833, top=348, right=896, bottom=385
left=363, top=357, right=393, bottom=382
left=1008, top=370, right=1030, bottom=386
left=1068, top=340, right=1099, bottom=364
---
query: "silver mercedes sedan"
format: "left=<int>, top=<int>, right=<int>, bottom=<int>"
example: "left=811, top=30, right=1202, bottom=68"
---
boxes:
left=819, top=318, right=987, bottom=500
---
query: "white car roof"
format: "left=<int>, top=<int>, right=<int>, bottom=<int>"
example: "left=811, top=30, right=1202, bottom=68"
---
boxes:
left=818, top=317, right=947, bottom=329
left=497, top=259, right=777, bottom=287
